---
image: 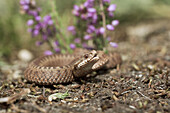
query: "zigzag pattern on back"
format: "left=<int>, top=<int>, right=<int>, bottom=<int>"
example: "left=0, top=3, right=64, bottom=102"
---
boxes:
left=24, top=49, right=122, bottom=85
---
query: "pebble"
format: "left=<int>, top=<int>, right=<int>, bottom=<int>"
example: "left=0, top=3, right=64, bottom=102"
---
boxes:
left=18, top=49, right=33, bottom=62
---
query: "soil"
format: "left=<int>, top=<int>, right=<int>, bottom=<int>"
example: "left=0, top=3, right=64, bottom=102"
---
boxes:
left=0, top=19, right=169, bottom=113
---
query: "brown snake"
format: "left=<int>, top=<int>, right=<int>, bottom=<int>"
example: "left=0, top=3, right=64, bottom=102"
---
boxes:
left=24, top=49, right=122, bottom=85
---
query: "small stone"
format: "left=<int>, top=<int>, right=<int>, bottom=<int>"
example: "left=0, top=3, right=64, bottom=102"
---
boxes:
left=147, top=65, right=154, bottom=70
left=12, top=70, right=22, bottom=79
left=61, top=100, right=67, bottom=103
left=18, top=49, right=33, bottom=62
left=132, top=63, right=140, bottom=71
left=138, top=74, right=143, bottom=78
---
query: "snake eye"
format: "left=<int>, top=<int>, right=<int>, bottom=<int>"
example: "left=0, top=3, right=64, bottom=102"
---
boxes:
left=84, top=54, right=88, bottom=58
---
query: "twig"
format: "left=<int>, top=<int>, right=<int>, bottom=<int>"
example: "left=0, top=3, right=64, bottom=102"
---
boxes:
left=0, top=88, right=30, bottom=104
left=120, top=86, right=133, bottom=95
left=11, top=104, right=29, bottom=113
left=31, top=100, right=47, bottom=113
left=137, top=91, right=152, bottom=101
left=43, top=86, right=46, bottom=97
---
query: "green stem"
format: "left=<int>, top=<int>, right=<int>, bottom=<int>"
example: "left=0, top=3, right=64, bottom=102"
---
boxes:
left=47, top=39, right=55, bottom=52
left=50, top=0, right=72, bottom=53
left=99, top=0, right=107, bottom=50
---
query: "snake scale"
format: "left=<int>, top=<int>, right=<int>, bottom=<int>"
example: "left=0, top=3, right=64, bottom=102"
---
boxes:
left=24, top=49, right=122, bottom=85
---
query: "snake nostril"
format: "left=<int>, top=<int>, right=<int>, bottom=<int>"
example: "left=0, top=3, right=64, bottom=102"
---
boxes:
left=84, top=54, right=88, bottom=58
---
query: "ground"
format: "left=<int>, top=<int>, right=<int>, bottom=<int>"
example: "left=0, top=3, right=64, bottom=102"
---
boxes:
left=0, top=19, right=169, bottom=113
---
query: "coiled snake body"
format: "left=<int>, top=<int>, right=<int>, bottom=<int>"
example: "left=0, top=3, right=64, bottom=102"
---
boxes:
left=24, top=49, right=122, bottom=85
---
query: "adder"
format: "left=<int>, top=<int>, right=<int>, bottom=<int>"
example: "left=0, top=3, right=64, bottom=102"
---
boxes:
left=24, top=49, right=122, bottom=85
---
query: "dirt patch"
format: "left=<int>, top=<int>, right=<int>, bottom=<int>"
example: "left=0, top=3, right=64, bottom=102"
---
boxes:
left=0, top=19, right=169, bottom=113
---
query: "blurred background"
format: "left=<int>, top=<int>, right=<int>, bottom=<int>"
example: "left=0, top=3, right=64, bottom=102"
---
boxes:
left=0, top=0, right=170, bottom=62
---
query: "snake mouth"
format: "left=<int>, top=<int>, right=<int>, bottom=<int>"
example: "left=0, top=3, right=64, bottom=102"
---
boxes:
left=91, top=54, right=99, bottom=62
left=73, top=50, right=99, bottom=77
left=75, top=50, right=99, bottom=69
left=90, top=50, right=99, bottom=61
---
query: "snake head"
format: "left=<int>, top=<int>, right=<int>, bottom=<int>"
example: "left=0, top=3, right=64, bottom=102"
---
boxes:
left=73, top=50, right=99, bottom=77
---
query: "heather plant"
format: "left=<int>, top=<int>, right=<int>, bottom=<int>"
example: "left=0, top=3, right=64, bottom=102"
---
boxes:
left=68, top=0, right=119, bottom=50
left=20, top=0, right=61, bottom=55
left=20, top=0, right=119, bottom=55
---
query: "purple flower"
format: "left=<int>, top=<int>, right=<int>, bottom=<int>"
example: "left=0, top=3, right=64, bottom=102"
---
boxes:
left=54, top=48, right=60, bottom=53
left=74, top=38, right=81, bottom=43
left=106, top=24, right=114, bottom=31
left=99, top=27, right=105, bottom=34
left=34, top=24, right=41, bottom=30
left=43, top=15, right=51, bottom=23
left=24, top=0, right=30, bottom=4
left=48, top=20, right=53, bottom=25
left=87, top=8, right=96, bottom=13
left=70, top=43, right=76, bottom=49
left=83, top=1, right=90, bottom=7
left=54, top=41, right=59, bottom=46
left=40, top=22, right=47, bottom=28
left=112, top=20, right=119, bottom=26
left=93, top=14, right=98, bottom=20
left=87, top=25, right=95, bottom=33
left=84, top=35, right=92, bottom=40
left=87, top=29, right=92, bottom=34
left=27, top=19, right=34, bottom=26
left=23, top=5, right=29, bottom=10
left=110, top=42, right=118, bottom=48
left=81, top=14, right=87, bottom=20
left=35, top=16, right=41, bottom=21
left=84, top=1, right=88, bottom=7
left=72, top=10, right=79, bottom=16
left=44, top=50, right=53, bottom=55
left=67, top=26, right=76, bottom=35
left=74, top=5, right=79, bottom=11
left=67, top=26, right=75, bottom=31
left=33, top=29, right=39, bottom=36
left=21, top=0, right=57, bottom=52
left=84, top=1, right=94, bottom=8
left=108, top=4, right=116, bottom=12
left=20, top=0, right=25, bottom=5
left=28, top=10, right=38, bottom=16
left=87, top=12, right=93, bottom=18
left=92, top=14, right=98, bottom=23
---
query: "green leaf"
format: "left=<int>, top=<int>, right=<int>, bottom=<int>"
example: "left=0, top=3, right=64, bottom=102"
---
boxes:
left=48, top=91, right=69, bottom=101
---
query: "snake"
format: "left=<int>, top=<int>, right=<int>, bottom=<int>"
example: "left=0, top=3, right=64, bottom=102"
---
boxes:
left=24, top=49, right=122, bottom=85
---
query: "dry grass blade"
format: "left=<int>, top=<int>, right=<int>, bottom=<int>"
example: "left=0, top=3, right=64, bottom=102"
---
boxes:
left=0, top=88, right=30, bottom=104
